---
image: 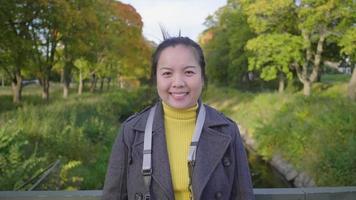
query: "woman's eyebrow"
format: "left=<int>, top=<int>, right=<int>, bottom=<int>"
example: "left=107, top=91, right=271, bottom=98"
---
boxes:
left=158, top=65, right=198, bottom=70
left=184, top=65, right=198, bottom=69
left=158, top=67, right=173, bottom=71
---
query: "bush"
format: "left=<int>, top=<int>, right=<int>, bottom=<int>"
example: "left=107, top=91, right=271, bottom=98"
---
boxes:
left=0, top=87, right=155, bottom=190
left=204, top=83, right=356, bottom=186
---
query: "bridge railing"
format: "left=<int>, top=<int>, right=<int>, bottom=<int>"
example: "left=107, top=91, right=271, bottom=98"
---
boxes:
left=0, top=187, right=356, bottom=200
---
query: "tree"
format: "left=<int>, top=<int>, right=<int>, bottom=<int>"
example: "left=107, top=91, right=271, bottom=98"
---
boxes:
left=1, top=0, right=152, bottom=101
left=339, top=27, right=356, bottom=100
left=202, top=3, right=255, bottom=88
left=29, top=0, right=65, bottom=101
left=71, top=1, right=151, bottom=94
left=0, top=1, right=37, bottom=103
left=59, top=0, right=90, bottom=98
left=246, top=33, right=303, bottom=92
left=240, top=0, right=355, bottom=96
left=74, top=58, right=91, bottom=95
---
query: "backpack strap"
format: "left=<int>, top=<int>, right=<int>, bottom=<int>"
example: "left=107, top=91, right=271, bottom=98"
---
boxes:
left=187, top=104, right=206, bottom=200
left=142, top=103, right=206, bottom=200
left=142, top=105, right=156, bottom=200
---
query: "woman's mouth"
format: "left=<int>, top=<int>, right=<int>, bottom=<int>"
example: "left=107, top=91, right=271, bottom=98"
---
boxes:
left=170, top=92, right=189, bottom=100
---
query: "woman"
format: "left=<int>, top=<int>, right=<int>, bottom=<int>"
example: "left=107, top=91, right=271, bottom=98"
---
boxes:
left=102, top=37, right=255, bottom=200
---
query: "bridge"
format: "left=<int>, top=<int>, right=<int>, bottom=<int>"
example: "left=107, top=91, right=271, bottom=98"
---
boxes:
left=1, top=187, right=356, bottom=200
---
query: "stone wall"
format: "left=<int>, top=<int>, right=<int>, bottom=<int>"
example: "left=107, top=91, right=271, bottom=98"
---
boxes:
left=238, top=124, right=316, bottom=187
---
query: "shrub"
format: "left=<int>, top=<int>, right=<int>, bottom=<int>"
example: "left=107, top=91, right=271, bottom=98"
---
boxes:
left=204, top=83, right=356, bottom=186
left=0, top=87, right=155, bottom=190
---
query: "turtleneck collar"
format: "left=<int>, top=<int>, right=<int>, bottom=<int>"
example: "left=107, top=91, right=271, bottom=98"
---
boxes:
left=162, top=101, right=198, bottom=120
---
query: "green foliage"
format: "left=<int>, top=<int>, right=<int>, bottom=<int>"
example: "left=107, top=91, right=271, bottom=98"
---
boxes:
left=0, top=126, right=45, bottom=190
left=339, top=27, right=356, bottom=61
left=246, top=33, right=303, bottom=81
left=204, top=80, right=356, bottom=186
left=240, top=0, right=297, bottom=34
left=202, top=4, right=256, bottom=87
left=0, top=0, right=152, bottom=102
left=219, top=0, right=356, bottom=95
left=254, top=94, right=356, bottom=185
left=0, top=86, right=155, bottom=190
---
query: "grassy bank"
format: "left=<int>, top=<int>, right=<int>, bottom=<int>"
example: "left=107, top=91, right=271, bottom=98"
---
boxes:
left=0, top=85, right=154, bottom=190
left=203, top=81, right=356, bottom=186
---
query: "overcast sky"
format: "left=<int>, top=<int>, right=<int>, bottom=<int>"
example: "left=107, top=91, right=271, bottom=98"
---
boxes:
left=120, top=0, right=227, bottom=43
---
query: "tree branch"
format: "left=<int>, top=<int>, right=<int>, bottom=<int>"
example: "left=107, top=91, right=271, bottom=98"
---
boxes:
left=324, top=60, right=342, bottom=70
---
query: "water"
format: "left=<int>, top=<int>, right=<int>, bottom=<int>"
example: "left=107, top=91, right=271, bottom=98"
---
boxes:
left=247, top=150, right=292, bottom=188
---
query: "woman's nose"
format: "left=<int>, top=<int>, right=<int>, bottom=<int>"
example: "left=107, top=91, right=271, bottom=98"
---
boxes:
left=172, top=76, right=185, bottom=88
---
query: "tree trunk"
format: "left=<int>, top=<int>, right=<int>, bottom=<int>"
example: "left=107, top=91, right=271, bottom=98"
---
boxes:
left=63, top=65, right=72, bottom=98
left=63, top=82, right=69, bottom=98
left=278, top=73, right=285, bottom=93
left=309, top=34, right=325, bottom=83
left=303, top=81, right=311, bottom=96
left=89, top=74, right=96, bottom=93
left=298, top=30, right=326, bottom=97
left=348, top=67, right=356, bottom=101
left=11, top=73, right=22, bottom=103
left=42, top=78, right=50, bottom=101
left=1, top=75, right=4, bottom=87
left=107, top=77, right=111, bottom=90
left=78, top=71, right=83, bottom=95
left=60, top=69, right=64, bottom=84
left=99, top=78, right=104, bottom=92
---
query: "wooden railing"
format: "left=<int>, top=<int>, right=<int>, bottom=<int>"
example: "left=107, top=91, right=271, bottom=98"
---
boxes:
left=0, top=187, right=356, bottom=200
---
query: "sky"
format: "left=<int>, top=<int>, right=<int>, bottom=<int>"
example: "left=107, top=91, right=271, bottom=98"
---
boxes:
left=120, top=0, right=227, bottom=43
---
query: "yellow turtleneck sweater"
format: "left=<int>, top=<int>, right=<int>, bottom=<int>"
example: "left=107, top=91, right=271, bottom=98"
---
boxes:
left=162, top=102, right=198, bottom=200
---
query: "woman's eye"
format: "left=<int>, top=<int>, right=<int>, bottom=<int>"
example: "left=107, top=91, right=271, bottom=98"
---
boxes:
left=162, top=72, right=172, bottom=76
left=185, top=71, right=195, bottom=76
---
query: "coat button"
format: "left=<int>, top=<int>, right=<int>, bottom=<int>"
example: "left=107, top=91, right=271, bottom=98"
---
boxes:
left=135, top=193, right=143, bottom=200
left=223, top=157, right=231, bottom=167
left=215, top=191, right=223, bottom=199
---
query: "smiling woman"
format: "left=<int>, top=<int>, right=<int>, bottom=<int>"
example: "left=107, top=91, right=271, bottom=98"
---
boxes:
left=102, top=37, right=254, bottom=200
left=156, top=45, right=203, bottom=109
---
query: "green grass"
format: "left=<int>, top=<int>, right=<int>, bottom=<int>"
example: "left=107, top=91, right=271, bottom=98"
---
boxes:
left=0, top=84, right=155, bottom=190
left=203, top=81, right=356, bottom=186
left=321, top=73, right=351, bottom=83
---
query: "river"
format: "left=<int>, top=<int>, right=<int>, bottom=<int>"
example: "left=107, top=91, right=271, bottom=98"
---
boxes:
left=247, top=150, right=292, bottom=188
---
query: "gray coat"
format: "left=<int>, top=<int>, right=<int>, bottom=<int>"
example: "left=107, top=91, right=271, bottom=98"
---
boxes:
left=102, top=102, right=255, bottom=200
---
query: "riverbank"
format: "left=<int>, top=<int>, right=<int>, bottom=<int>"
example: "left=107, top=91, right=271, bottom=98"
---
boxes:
left=203, top=82, right=356, bottom=186
left=0, top=85, right=154, bottom=190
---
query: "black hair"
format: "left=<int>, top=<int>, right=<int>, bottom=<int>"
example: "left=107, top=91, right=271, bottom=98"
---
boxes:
left=151, top=37, right=207, bottom=85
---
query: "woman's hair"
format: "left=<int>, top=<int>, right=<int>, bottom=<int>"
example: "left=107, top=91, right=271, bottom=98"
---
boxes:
left=151, top=37, right=207, bottom=85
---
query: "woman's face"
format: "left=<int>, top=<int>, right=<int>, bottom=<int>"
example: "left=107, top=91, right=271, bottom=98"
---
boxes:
left=156, top=44, right=204, bottom=109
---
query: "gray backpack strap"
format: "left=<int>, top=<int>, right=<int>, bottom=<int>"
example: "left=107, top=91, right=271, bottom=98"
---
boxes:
left=142, top=103, right=206, bottom=200
left=188, top=104, right=206, bottom=162
left=188, top=104, right=206, bottom=200
left=142, top=105, right=156, bottom=200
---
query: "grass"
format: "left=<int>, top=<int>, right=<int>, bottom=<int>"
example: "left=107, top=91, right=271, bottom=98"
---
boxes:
left=0, top=83, right=155, bottom=190
left=203, top=77, right=356, bottom=186
left=320, top=73, right=352, bottom=83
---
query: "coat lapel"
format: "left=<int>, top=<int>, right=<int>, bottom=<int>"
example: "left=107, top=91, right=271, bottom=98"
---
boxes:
left=131, top=102, right=174, bottom=199
left=192, top=106, right=232, bottom=200
left=131, top=103, right=232, bottom=200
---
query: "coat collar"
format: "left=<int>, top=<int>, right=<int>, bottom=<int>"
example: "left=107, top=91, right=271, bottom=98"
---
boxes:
left=131, top=101, right=164, bottom=133
left=131, top=101, right=229, bottom=131
left=131, top=102, right=232, bottom=200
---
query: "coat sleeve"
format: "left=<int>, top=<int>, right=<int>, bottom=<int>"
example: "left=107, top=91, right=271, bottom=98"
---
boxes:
left=102, top=124, right=129, bottom=200
left=231, top=123, right=255, bottom=200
